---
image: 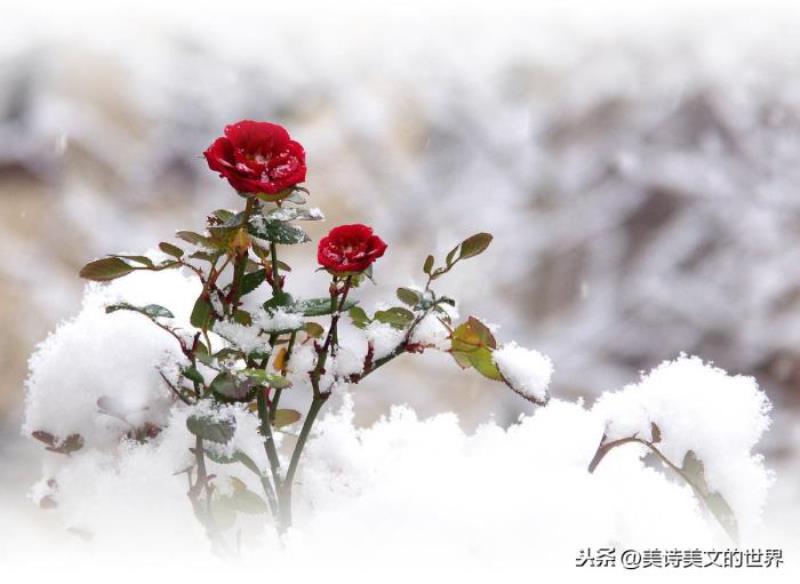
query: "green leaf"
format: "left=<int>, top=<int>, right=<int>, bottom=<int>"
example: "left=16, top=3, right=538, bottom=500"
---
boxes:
left=241, top=369, right=291, bottom=389
left=203, top=448, right=260, bottom=474
left=284, top=190, right=307, bottom=204
left=159, top=242, right=184, bottom=258
left=79, top=258, right=136, bottom=281
left=348, top=306, right=371, bottom=329
left=182, top=366, right=204, bottom=386
left=396, top=287, right=422, bottom=307
left=265, top=207, right=324, bottom=222
left=190, top=295, right=215, bottom=329
left=458, top=232, right=493, bottom=260
left=295, top=297, right=357, bottom=317
left=373, top=307, right=415, bottom=329
left=423, top=255, right=434, bottom=275
left=304, top=322, right=325, bottom=338
left=681, top=450, right=738, bottom=541
left=450, top=317, right=502, bottom=381
left=212, top=209, right=236, bottom=222
left=110, top=255, right=154, bottom=268
left=233, top=309, right=253, bottom=326
left=273, top=409, right=301, bottom=429
left=445, top=246, right=459, bottom=267
left=227, top=488, right=269, bottom=514
left=186, top=414, right=234, bottom=444
left=248, top=218, right=310, bottom=245
left=451, top=317, right=497, bottom=352
left=208, top=496, right=237, bottom=530
left=263, top=291, right=295, bottom=312
left=142, top=304, right=174, bottom=318
left=252, top=187, right=295, bottom=203
left=189, top=250, right=224, bottom=264
left=467, top=347, right=503, bottom=381
left=209, top=372, right=254, bottom=403
left=176, top=231, right=215, bottom=248
left=240, top=269, right=266, bottom=296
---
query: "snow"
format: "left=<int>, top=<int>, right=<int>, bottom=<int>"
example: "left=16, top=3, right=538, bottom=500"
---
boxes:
left=493, top=341, right=554, bottom=402
left=13, top=394, right=777, bottom=581
left=592, top=355, right=773, bottom=536
left=21, top=271, right=777, bottom=554
left=213, top=308, right=304, bottom=353
left=212, top=320, right=264, bottom=354
left=364, top=321, right=405, bottom=360
left=409, top=312, right=451, bottom=350
left=23, top=268, right=200, bottom=449
left=15, top=265, right=782, bottom=576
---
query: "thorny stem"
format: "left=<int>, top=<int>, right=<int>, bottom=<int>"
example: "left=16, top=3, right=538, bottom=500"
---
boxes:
left=587, top=435, right=736, bottom=542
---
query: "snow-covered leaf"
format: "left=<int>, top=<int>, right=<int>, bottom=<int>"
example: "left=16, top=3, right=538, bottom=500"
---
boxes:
left=295, top=297, right=357, bottom=317
left=186, top=414, right=234, bottom=444
left=374, top=307, right=414, bottom=329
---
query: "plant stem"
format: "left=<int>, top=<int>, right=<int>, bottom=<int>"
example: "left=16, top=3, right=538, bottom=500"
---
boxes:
left=587, top=435, right=736, bottom=541
left=270, top=331, right=296, bottom=423
left=276, top=276, right=351, bottom=531
left=190, top=435, right=227, bottom=553
left=229, top=197, right=256, bottom=311
left=270, top=241, right=281, bottom=295
left=257, top=387, right=282, bottom=490
left=277, top=393, right=329, bottom=532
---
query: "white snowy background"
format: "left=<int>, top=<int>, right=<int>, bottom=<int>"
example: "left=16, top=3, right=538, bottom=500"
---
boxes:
left=1, top=0, right=799, bottom=579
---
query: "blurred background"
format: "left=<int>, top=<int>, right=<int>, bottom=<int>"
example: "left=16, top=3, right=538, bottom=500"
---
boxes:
left=1, top=0, right=798, bottom=539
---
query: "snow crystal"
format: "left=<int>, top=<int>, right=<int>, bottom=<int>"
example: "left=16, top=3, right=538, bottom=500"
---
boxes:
left=492, top=341, right=553, bottom=402
left=592, top=355, right=773, bottom=537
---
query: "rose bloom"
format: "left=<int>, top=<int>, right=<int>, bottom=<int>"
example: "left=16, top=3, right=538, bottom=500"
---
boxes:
left=318, top=224, right=388, bottom=274
left=204, top=120, right=306, bottom=195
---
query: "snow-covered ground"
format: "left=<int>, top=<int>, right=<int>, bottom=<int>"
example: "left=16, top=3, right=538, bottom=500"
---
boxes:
left=2, top=257, right=794, bottom=581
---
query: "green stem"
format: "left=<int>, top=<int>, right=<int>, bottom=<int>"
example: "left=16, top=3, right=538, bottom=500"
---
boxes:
left=587, top=436, right=736, bottom=541
left=270, top=331, right=297, bottom=423
left=229, top=197, right=256, bottom=311
left=276, top=277, right=351, bottom=531
left=277, top=393, right=329, bottom=532
left=257, top=388, right=282, bottom=490
left=270, top=241, right=281, bottom=295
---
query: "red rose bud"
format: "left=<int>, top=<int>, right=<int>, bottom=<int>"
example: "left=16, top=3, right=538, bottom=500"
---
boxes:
left=318, top=224, right=388, bottom=274
left=203, top=120, right=306, bottom=195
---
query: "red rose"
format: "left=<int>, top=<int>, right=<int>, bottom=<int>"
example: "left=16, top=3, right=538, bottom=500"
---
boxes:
left=203, top=120, right=306, bottom=196
left=318, top=224, right=388, bottom=274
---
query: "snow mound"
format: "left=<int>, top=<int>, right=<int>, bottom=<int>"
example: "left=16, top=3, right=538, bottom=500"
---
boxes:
left=23, top=268, right=200, bottom=449
left=592, top=355, right=773, bottom=536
